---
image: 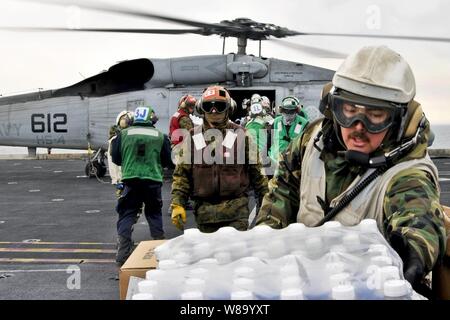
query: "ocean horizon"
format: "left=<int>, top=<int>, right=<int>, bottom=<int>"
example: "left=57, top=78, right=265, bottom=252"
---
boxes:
left=1, top=124, right=450, bottom=155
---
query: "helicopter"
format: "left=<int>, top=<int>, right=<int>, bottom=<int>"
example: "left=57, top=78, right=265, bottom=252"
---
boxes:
left=1, top=0, right=449, bottom=177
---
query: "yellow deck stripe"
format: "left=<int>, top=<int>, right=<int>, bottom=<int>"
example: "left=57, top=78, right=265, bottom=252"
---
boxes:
left=0, top=248, right=116, bottom=253
left=0, top=241, right=116, bottom=245
left=0, top=258, right=115, bottom=264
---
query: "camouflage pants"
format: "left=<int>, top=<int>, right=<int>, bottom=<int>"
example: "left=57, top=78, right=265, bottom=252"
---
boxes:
left=197, top=218, right=249, bottom=233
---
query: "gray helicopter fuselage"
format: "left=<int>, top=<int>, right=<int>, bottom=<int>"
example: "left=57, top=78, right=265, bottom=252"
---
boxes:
left=0, top=53, right=334, bottom=151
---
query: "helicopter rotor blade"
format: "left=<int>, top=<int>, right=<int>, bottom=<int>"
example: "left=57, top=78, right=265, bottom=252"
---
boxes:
left=18, top=0, right=225, bottom=30
left=295, top=32, right=450, bottom=43
left=2, top=26, right=208, bottom=35
left=271, top=39, right=347, bottom=59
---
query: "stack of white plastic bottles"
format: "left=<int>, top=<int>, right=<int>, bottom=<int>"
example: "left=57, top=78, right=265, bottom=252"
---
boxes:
left=132, top=219, right=423, bottom=300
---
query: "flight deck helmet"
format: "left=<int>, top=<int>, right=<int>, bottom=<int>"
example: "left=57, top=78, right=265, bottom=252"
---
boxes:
left=327, top=45, right=422, bottom=142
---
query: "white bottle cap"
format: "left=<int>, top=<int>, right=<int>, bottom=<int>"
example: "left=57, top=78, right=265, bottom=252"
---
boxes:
left=189, top=267, right=209, bottom=279
left=138, top=280, right=158, bottom=293
left=281, top=276, right=302, bottom=289
left=329, top=272, right=351, bottom=287
left=251, top=225, right=273, bottom=238
left=198, top=258, right=219, bottom=266
left=332, top=284, right=355, bottom=300
left=325, top=262, right=346, bottom=275
left=181, top=291, right=204, bottom=300
left=233, top=266, right=255, bottom=278
left=217, top=226, right=238, bottom=236
left=380, top=266, right=400, bottom=283
left=324, top=221, right=342, bottom=229
left=342, top=233, right=360, bottom=247
left=185, top=278, right=206, bottom=292
left=286, top=223, right=306, bottom=233
left=146, top=269, right=166, bottom=280
left=280, top=288, right=304, bottom=300
left=183, top=228, right=202, bottom=243
left=368, top=244, right=388, bottom=256
left=173, top=252, right=191, bottom=264
left=132, top=293, right=154, bottom=300
left=233, top=278, right=255, bottom=290
left=359, top=219, right=378, bottom=233
left=306, top=237, right=323, bottom=252
left=214, top=251, right=232, bottom=264
left=154, top=243, right=170, bottom=260
left=158, top=259, right=177, bottom=270
left=384, top=279, right=409, bottom=298
left=280, top=264, right=299, bottom=277
left=231, top=290, right=254, bottom=300
left=370, top=255, right=393, bottom=267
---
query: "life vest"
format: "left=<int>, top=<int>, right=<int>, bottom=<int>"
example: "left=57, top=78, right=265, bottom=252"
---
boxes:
left=169, top=108, right=190, bottom=145
left=189, top=122, right=250, bottom=202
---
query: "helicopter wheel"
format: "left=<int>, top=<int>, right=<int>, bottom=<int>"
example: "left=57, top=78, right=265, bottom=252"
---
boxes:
left=85, top=161, right=107, bottom=178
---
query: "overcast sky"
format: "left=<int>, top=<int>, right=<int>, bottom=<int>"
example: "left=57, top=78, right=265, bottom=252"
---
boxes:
left=1, top=0, right=450, bottom=123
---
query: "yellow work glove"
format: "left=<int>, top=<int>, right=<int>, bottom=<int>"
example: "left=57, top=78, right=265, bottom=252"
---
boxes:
left=171, top=204, right=186, bottom=230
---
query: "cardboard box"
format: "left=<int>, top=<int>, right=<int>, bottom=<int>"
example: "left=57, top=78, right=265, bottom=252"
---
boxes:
left=119, top=240, right=166, bottom=300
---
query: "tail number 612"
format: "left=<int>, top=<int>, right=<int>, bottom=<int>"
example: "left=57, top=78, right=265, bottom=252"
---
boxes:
left=31, top=113, right=68, bottom=133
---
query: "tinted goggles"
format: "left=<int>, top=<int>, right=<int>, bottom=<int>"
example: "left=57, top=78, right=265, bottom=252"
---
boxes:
left=279, top=107, right=298, bottom=115
left=201, top=101, right=228, bottom=113
left=330, top=94, right=397, bottom=133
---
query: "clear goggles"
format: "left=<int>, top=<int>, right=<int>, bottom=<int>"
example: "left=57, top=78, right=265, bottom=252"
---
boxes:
left=330, top=93, right=398, bottom=133
left=201, top=101, right=228, bottom=113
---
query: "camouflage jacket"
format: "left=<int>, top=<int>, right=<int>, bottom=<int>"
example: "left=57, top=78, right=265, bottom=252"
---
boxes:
left=171, top=121, right=269, bottom=224
left=257, top=118, right=446, bottom=274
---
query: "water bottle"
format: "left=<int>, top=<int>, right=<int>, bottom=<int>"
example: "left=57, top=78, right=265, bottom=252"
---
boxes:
left=332, top=284, right=356, bottom=300
left=214, top=251, right=232, bottom=264
left=132, top=293, right=154, bottom=300
left=138, top=279, right=158, bottom=294
left=370, top=255, right=393, bottom=267
left=231, top=290, right=254, bottom=300
left=280, top=288, right=304, bottom=300
left=305, top=236, right=324, bottom=259
left=329, top=272, right=350, bottom=288
left=146, top=269, right=166, bottom=280
left=342, top=233, right=361, bottom=252
left=184, top=278, right=206, bottom=292
left=359, top=219, right=378, bottom=233
left=281, top=276, right=303, bottom=290
left=183, top=228, right=202, bottom=245
left=233, top=266, right=255, bottom=279
left=181, top=291, right=204, bottom=300
left=158, top=259, right=178, bottom=270
left=383, top=279, right=411, bottom=300
left=189, top=267, right=210, bottom=280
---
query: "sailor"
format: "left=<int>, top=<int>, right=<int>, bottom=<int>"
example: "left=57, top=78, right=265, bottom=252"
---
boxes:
left=170, top=85, right=269, bottom=232
left=107, top=110, right=134, bottom=196
left=111, top=106, right=172, bottom=266
left=268, top=96, right=308, bottom=163
left=169, top=94, right=197, bottom=147
left=256, top=45, right=447, bottom=298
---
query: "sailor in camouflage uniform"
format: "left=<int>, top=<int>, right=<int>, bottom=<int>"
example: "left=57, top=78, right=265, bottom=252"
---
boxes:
left=256, top=46, right=446, bottom=297
left=171, top=85, right=269, bottom=233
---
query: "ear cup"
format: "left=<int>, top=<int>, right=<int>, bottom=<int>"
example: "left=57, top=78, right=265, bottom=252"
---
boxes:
left=404, top=101, right=423, bottom=138
left=320, top=82, right=334, bottom=117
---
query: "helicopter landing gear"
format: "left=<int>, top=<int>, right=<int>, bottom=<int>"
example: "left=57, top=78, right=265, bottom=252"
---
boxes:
left=85, top=149, right=107, bottom=178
